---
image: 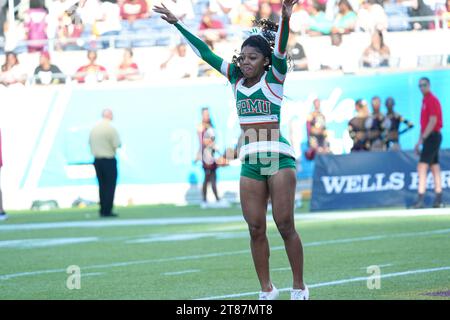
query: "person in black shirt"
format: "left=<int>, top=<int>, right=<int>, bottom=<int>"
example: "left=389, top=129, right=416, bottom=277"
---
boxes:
left=365, top=96, right=385, bottom=151
left=33, top=51, right=65, bottom=85
left=408, top=0, right=435, bottom=30
left=348, top=99, right=369, bottom=152
left=383, top=97, right=414, bottom=150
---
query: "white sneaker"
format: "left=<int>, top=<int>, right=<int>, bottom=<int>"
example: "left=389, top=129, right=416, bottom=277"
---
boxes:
left=0, top=213, right=8, bottom=221
left=259, top=285, right=279, bottom=300
left=291, top=285, right=309, bottom=300
left=200, top=201, right=208, bottom=209
left=216, top=199, right=231, bottom=208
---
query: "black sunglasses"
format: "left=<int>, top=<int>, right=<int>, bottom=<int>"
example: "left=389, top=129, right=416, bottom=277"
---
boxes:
left=419, top=83, right=428, bottom=88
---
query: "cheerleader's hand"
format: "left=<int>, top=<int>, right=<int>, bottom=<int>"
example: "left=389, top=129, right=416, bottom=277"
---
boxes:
left=153, top=3, right=178, bottom=24
left=282, top=0, right=299, bottom=19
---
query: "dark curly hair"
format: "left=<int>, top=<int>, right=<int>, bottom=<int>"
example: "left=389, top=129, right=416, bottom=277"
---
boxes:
left=231, top=19, right=291, bottom=79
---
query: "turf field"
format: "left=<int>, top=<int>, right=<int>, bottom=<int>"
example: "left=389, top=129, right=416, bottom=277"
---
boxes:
left=0, top=203, right=449, bottom=300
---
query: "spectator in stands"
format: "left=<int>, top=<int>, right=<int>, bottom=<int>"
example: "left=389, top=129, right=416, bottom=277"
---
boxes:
left=47, top=0, right=71, bottom=40
left=256, top=1, right=280, bottom=21
left=33, top=51, right=65, bottom=85
left=441, top=0, right=450, bottom=28
left=288, top=31, right=308, bottom=71
left=242, top=0, right=259, bottom=16
left=263, top=0, right=283, bottom=13
left=384, top=97, right=414, bottom=150
left=2, top=14, right=28, bottom=53
left=383, top=0, right=410, bottom=31
left=234, top=1, right=258, bottom=27
left=199, top=9, right=226, bottom=42
left=356, top=0, right=388, bottom=33
left=24, top=0, right=48, bottom=53
left=362, top=30, right=390, bottom=68
left=156, top=0, right=195, bottom=21
left=120, top=0, right=150, bottom=23
left=348, top=99, right=369, bottom=152
left=117, top=48, right=141, bottom=81
left=94, top=0, right=122, bottom=49
left=332, top=0, right=357, bottom=34
left=57, top=9, right=84, bottom=51
left=76, top=0, right=104, bottom=49
left=199, top=9, right=225, bottom=30
left=320, top=32, right=346, bottom=70
left=208, top=0, right=241, bottom=25
left=408, top=0, right=435, bottom=30
left=289, top=0, right=312, bottom=33
left=0, top=1, right=6, bottom=39
left=0, top=52, right=27, bottom=87
left=306, top=1, right=333, bottom=36
left=160, top=42, right=198, bottom=79
left=365, top=96, right=386, bottom=151
left=74, top=50, right=109, bottom=83
left=197, top=39, right=222, bottom=77
left=306, top=98, right=329, bottom=159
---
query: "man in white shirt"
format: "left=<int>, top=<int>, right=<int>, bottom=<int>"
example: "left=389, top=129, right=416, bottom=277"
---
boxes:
left=160, top=42, right=198, bottom=79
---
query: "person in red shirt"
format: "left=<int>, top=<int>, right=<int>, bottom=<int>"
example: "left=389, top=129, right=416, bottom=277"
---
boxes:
left=199, top=10, right=226, bottom=42
left=75, top=50, right=109, bottom=83
left=117, top=48, right=141, bottom=81
left=0, top=128, right=7, bottom=221
left=120, top=0, right=149, bottom=23
left=413, top=77, right=444, bottom=208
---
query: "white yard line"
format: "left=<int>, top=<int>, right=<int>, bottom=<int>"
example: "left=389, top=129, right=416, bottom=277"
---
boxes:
left=196, top=266, right=450, bottom=300
left=1, top=208, right=449, bottom=231
left=0, top=237, right=98, bottom=249
left=0, top=216, right=244, bottom=231
left=82, top=272, right=104, bottom=278
left=1, top=227, right=449, bottom=281
left=360, top=264, right=393, bottom=270
left=272, top=267, right=291, bottom=272
left=126, top=232, right=248, bottom=244
left=162, top=269, right=200, bottom=276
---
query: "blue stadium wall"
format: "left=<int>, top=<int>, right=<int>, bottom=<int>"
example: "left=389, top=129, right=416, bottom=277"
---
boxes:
left=27, top=69, right=449, bottom=188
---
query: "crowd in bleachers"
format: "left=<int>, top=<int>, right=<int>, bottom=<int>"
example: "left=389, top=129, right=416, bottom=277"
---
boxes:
left=0, top=0, right=449, bottom=86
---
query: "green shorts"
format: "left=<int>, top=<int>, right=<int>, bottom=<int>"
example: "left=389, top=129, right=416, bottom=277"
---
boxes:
left=241, top=152, right=297, bottom=181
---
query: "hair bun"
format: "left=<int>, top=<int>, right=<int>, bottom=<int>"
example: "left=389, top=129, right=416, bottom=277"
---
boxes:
left=252, top=19, right=278, bottom=46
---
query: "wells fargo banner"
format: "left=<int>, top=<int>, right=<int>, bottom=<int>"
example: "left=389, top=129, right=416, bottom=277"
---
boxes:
left=311, top=150, right=450, bottom=211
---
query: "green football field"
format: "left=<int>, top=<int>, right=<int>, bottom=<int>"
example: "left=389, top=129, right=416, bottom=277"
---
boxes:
left=0, top=203, right=449, bottom=300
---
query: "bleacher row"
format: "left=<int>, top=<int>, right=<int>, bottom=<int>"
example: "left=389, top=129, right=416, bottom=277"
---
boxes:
left=0, top=0, right=212, bottom=53
left=0, top=29, right=449, bottom=85
left=1, top=0, right=450, bottom=53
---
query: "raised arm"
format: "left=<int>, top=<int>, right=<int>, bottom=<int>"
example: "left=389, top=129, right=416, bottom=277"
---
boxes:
left=267, top=0, right=298, bottom=84
left=153, top=4, right=236, bottom=81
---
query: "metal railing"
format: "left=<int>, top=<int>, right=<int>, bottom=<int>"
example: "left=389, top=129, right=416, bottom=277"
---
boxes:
left=0, top=70, right=147, bottom=87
